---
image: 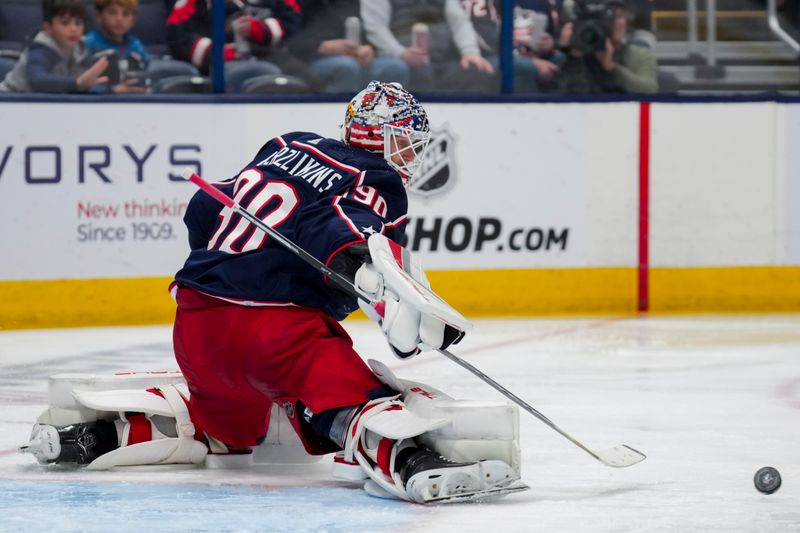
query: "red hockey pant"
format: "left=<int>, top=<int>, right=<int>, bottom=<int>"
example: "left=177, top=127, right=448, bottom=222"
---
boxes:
left=172, top=287, right=383, bottom=451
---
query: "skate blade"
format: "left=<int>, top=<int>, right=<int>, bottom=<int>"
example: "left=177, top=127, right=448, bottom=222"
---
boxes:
left=423, top=481, right=530, bottom=504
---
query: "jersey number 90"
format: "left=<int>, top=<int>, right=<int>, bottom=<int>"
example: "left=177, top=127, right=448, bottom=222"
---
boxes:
left=208, top=169, right=299, bottom=254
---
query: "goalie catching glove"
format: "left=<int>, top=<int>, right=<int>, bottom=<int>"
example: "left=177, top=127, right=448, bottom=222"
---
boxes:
left=354, top=234, right=471, bottom=358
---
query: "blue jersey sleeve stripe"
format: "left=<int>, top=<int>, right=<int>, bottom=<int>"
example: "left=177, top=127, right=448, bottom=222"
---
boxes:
left=332, top=196, right=365, bottom=238
left=355, top=170, right=366, bottom=187
left=324, top=238, right=368, bottom=269
left=385, top=214, right=407, bottom=229
left=291, top=140, right=361, bottom=174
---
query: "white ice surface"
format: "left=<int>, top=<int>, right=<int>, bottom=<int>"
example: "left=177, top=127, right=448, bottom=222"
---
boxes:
left=1, top=315, right=799, bottom=532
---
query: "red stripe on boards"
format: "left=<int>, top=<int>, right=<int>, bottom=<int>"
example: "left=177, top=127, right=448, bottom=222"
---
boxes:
left=638, top=102, right=650, bottom=312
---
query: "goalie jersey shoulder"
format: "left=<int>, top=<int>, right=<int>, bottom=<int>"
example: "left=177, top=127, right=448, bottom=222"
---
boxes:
left=174, top=131, right=409, bottom=320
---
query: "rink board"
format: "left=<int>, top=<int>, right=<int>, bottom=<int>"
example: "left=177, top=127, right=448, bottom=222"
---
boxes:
left=0, top=267, right=638, bottom=329
left=3, top=266, right=799, bottom=328
left=1, top=99, right=799, bottom=327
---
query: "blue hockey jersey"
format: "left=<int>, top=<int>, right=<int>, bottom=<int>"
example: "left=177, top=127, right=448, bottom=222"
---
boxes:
left=173, top=131, right=409, bottom=320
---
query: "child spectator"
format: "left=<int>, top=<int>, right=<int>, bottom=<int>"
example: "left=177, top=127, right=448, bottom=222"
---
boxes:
left=0, top=0, right=146, bottom=93
left=84, top=0, right=151, bottom=88
left=0, top=0, right=110, bottom=92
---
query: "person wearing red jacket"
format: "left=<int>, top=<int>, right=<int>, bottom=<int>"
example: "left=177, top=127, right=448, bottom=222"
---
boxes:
left=166, top=0, right=303, bottom=90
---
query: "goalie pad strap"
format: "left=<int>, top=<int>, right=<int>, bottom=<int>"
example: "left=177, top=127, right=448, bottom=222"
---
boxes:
left=126, top=414, right=152, bottom=445
left=159, top=384, right=202, bottom=464
left=85, top=384, right=208, bottom=470
left=376, top=437, right=393, bottom=477
left=353, top=437, right=412, bottom=502
left=342, top=396, right=399, bottom=464
left=343, top=396, right=450, bottom=502
left=74, top=388, right=178, bottom=418
left=38, top=372, right=187, bottom=427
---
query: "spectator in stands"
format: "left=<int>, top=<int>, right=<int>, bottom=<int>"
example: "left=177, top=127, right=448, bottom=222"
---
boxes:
left=166, top=0, right=303, bottom=92
left=511, top=0, right=566, bottom=91
left=0, top=0, right=142, bottom=93
left=462, top=0, right=565, bottom=92
left=361, top=0, right=496, bottom=92
left=84, top=0, right=150, bottom=89
left=557, top=0, right=657, bottom=93
left=626, top=0, right=655, bottom=49
left=286, top=0, right=409, bottom=92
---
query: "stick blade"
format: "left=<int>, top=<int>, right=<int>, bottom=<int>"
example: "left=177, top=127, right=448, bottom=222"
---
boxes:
left=595, top=445, right=646, bottom=468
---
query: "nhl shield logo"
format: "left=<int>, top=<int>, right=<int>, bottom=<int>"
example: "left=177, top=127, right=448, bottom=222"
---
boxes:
left=408, top=125, right=456, bottom=197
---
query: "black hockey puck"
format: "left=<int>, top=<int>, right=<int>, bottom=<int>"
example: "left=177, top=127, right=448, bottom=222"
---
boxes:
left=754, top=467, right=781, bottom=494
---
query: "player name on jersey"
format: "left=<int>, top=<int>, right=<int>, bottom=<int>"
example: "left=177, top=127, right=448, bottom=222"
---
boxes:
left=255, top=141, right=348, bottom=194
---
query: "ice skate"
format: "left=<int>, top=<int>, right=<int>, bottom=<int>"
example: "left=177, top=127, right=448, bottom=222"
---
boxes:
left=20, top=422, right=117, bottom=465
left=397, top=447, right=528, bottom=504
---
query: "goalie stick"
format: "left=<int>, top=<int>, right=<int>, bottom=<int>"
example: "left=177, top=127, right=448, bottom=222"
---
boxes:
left=184, top=170, right=646, bottom=469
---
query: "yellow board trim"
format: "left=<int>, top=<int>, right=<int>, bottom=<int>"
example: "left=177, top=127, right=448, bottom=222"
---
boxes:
left=0, top=277, right=177, bottom=330
left=1, top=266, right=798, bottom=329
left=426, top=268, right=637, bottom=316
left=650, top=266, right=800, bottom=312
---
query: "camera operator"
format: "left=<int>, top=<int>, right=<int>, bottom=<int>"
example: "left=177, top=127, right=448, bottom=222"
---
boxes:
left=557, top=0, right=657, bottom=94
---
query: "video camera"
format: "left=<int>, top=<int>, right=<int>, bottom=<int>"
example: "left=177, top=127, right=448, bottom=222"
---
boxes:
left=569, top=0, right=623, bottom=54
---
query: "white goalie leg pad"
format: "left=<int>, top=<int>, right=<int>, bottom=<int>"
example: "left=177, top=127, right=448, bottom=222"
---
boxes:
left=33, top=372, right=206, bottom=470
left=80, top=384, right=207, bottom=470
left=411, top=398, right=521, bottom=475
left=37, top=371, right=188, bottom=427
left=369, top=359, right=521, bottom=475
left=42, top=372, right=316, bottom=467
left=343, top=396, right=450, bottom=501
left=30, top=372, right=317, bottom=470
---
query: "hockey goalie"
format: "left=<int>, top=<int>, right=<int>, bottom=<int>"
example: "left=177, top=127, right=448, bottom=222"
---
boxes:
left=21, top=235, right=526, bottom=503
left=20, top=81, right=528, bottom=504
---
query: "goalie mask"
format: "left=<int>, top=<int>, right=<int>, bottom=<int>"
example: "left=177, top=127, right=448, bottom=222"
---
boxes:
left=341, top=81, right=431, bottom=185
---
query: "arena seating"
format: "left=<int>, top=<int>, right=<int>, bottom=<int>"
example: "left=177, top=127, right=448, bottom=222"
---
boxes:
left=0, top=0, right=41, bottom=55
